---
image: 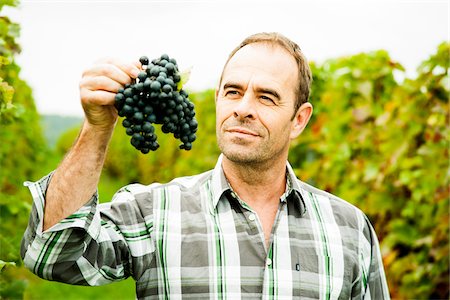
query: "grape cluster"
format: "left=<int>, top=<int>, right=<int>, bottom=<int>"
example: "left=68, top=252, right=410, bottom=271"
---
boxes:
left=114, top=54, right=198, bottom=153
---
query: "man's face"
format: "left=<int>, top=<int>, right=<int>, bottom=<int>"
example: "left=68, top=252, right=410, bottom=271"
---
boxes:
left=216, top=43, right=302, bottom=166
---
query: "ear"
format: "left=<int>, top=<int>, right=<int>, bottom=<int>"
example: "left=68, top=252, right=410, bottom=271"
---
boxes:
left=290, top=102, right=313, bottom=139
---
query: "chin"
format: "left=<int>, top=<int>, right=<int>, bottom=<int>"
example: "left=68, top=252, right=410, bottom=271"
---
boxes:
left=220, top=144, right=266, bottom=165
left=224, top=152, right=257, bottom=164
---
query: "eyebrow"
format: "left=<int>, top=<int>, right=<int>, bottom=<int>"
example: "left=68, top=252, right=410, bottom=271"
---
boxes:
left=223, top=82, right=281, bottom=100
left=223, top=82, right=243, bottom=91
left=256, top=87, right=280, bottom=100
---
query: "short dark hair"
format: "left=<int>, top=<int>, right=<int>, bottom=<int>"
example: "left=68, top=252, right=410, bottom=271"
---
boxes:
left=219, top=32, right=312, bottom=114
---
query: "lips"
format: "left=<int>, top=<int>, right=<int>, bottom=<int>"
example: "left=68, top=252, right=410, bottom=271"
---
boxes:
left=226, top=127, right=260, bottom=137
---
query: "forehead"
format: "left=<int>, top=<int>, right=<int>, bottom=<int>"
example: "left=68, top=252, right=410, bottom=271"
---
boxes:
left=221, top=43, right=298, bottom=93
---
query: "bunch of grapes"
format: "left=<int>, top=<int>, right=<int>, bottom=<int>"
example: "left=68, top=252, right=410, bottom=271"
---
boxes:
left=114, top=54, right=198, bottom=154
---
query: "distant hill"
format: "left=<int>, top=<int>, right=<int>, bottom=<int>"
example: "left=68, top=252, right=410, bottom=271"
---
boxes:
left=40, top=114, right=83, bottom=148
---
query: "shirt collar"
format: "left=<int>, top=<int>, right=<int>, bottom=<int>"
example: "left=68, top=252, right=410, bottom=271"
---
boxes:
left=210, top=154, right=305, bottom=214
left=210, top=154, right=230, bottom=210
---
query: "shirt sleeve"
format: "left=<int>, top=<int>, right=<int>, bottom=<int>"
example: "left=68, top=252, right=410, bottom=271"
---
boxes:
left=20, top=173, right=156, bottom=286
left=362, top=216, right=391, bottom=300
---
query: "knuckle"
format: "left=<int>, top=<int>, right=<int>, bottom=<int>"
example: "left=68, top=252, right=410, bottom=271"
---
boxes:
left=79, top=77, right=89, bottom=89
left=81, top=68, right=91, bottom=78
left=98, top=64, right=115, bottom=75
left=91, top=76, right=102, bottom=88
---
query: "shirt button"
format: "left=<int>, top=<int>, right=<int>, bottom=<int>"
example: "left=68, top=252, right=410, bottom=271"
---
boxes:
left=266, top=258, right=272, bottom=266
left=248, top=213, right=256, bottom=221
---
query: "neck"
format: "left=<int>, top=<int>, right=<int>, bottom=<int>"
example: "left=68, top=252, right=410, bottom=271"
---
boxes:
left=222, top=155, right=287, bottom=209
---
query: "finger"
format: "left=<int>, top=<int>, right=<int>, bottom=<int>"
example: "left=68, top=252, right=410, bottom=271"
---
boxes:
left=93, top=57, right=140, bottom=79
left=133, top=60, right=142, bottom=69
left=82, top=64, right=134, bottom=86
left=116, top=60, right=141, bottom=79
left=80, top=75, right=123, bottom=94
left=80, top=88, right=116, bottom=106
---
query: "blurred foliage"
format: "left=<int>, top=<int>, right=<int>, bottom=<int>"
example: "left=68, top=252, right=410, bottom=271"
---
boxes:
left=0, top=1, right=48, bottom=298
left=289, top=43, right=449, bottom=299
left=0, top=2, right=448, bottom=296
left=0, top=0, right=21, bottom=124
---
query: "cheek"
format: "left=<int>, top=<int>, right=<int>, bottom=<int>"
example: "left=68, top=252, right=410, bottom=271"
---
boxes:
left=257, top=106, right=276, bottom=124
left=261, top=111, right=293, bottom=136
left=215, top=100, right=233, bottom=125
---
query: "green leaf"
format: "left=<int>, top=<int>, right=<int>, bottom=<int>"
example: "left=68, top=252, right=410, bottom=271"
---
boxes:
left=178, top=66, right=192, bottom=90
left=0, top=260, right=16, bottom=272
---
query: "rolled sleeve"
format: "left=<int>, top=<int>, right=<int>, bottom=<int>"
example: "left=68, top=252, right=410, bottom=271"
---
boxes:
left=22, top=173, right=99, bottom=236
left=20, top=173, right=138, bottom=286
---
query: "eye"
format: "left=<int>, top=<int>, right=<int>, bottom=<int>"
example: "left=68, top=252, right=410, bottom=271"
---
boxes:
left=224, top=90, right=240, bottom=98
left=260, top=95, right=275, bottom=105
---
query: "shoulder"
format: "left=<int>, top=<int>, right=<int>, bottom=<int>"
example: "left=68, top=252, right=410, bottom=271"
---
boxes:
left=162, top=169, right=213, bottom=192
left=296, top=179, right=367, bottom=229
left=110, top=169, right=213, bottom=203
left=101, top=170, right=213, bottom=222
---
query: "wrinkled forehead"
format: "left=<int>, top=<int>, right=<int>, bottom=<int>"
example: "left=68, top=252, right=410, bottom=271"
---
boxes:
left=220, top=43, right=298, bottom=92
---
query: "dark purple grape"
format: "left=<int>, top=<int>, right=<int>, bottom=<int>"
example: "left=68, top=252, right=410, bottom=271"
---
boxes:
left=139, top=56, right=149, bottom=65
left=125, top=127, right=133, bottom=135
left=142, top=122, right=154, bottom=133
left=124, top=88, right=133, bottom=97
left=137, top=72, right=147, bottom=82
left=149, top=67, right=160, bottom=77
left=165, top=62, right=175, bottom=73
left=150, top=81, right=161, bottom=91
left=122, top=119, right=132, bottom=128
left=183, top=142, right=192, bottom=150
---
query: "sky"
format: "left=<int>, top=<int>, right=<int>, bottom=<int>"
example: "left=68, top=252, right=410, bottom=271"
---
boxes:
left=3, top=0, right=449, bottom=117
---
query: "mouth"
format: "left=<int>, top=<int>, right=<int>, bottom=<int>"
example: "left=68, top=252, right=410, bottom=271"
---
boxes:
left=226, top=127, right=260, bottom=137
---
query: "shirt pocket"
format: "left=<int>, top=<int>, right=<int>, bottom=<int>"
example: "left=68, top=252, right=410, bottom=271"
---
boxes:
left=294, top=254, right=335, bottom=299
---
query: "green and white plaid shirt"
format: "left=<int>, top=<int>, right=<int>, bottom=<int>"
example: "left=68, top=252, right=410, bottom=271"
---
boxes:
left=21, top=155, right=390, bottom=299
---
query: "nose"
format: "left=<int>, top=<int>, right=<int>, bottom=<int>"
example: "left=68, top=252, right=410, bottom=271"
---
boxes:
left=233, top=92, right=256, bottom=120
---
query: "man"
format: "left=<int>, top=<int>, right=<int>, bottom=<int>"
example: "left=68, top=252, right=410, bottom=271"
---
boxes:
left=21, top=32, right=390, bottom=299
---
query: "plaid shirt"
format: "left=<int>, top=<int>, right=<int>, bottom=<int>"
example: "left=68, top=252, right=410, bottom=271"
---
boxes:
left=21, top=155, right=390, bottom=299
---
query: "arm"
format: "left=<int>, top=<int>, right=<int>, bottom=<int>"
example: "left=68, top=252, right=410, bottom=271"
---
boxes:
left=43, top=58, right=140, bottom=231
left=351, top=214, right=390, bottom=299
left=21, top=58, right=155, bottom=285
left=364, top=217, right=390, bottom=299
left=43, top=121, right=113, bottom=230
left=21, top=175, right=155, bottom=285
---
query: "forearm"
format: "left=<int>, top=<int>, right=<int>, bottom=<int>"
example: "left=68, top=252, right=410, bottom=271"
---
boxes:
left=21, top=173, right=134, bottom=285
left=43, top=121, right=114, bottom=231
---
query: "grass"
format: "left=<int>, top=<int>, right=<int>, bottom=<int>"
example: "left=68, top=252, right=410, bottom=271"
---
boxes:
left=24, top=275, right=135, bottom=300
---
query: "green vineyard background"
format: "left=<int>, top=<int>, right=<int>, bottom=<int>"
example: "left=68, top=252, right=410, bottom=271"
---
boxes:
left=1, top=1, right=448, bottom=299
